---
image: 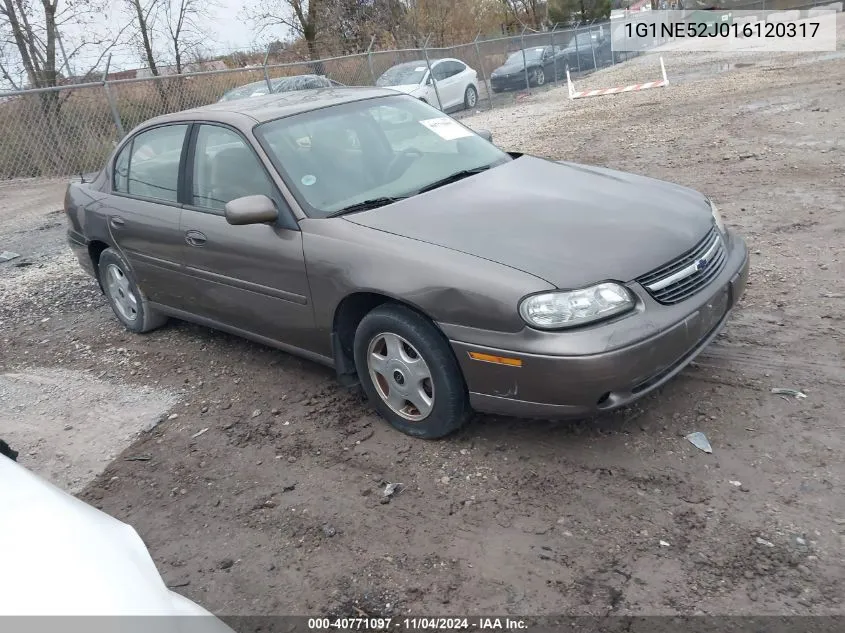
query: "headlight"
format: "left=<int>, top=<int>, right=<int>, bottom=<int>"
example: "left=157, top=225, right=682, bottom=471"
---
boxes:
left=519, top=283, right=635, bottom=330
left=708, top=198, right=726, bottom=234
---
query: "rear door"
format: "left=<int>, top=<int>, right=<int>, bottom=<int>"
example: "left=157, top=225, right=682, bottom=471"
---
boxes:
left=177, top=123, right=315, bottom=348
left=438, top=61, right=467, bottom=109
left=106, top=123, right=192, bottom=309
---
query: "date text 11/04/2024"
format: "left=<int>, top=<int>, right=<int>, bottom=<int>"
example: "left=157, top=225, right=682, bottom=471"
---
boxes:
left=626, top=20, right=821, bottom=38
left=307, top=618, right=528, bottom=631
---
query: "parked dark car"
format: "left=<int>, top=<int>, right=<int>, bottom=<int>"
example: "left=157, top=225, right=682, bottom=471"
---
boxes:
left=561, top=30, right=613, bottom=71
left=490, top=46, right=567, bottom=91
left=65, top=88, right=749, bottom=439
left=218, top=74, right=343, bottom=102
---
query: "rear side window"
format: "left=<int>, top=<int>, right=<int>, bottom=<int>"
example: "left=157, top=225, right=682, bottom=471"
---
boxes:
left=119, top=124, right=188, bottom=203
left=446, top=61, right=466, bottom=77
left=431, top=63, right=449, bottom=81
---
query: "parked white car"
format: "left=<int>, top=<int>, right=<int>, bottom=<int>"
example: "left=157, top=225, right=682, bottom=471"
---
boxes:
left=375, top=58, right=479, bottom=112
left=0, top=452, right=235, bottom=631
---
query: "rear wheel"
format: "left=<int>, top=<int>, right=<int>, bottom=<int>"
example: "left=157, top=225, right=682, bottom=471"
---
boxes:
left=463, top=84, right=478, bottom=110
left=98, top=248, right=167, bottom=334
left=353, top=304, right=471, bottom=439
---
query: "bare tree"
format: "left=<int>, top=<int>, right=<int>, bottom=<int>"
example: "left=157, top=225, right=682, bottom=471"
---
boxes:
left=1, top=0, right=125, bottom=89
left=125, top=0, right=161, bottom=76
left=500, top=0, right=543, bottom=28
left=0, top=43, right=22, bottom=89
left=0, top=0, right=130, bottom=175
left=245, top=0, right=323, bottom=61
left=163, top=0, right=213, bottom=74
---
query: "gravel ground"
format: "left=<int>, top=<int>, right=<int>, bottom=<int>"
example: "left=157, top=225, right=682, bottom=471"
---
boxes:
left=1, top=32, right=844, bottom=619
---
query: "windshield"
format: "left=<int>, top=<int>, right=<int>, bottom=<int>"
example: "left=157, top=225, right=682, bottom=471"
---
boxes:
left=376, top=62, right=428, bottom=87
left=506, top=48, right=544, bottom=64
left=255, top=95, right=511, bottom=217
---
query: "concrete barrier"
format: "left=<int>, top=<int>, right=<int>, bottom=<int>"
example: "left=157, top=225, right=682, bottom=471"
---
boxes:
left=809, top=2, right=842, bottom=15
left=767, top=10, right=800, bottom=22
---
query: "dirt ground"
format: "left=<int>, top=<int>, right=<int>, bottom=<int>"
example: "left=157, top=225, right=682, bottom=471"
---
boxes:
left=1, top=33, right=844, bottom=619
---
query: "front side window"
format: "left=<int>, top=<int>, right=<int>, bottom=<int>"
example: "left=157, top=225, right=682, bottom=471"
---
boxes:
left=255, top=95, right=511, bottom=218
left=125, top=124, right=188, bottom=202
left=191, top=124, right=277, bottom=212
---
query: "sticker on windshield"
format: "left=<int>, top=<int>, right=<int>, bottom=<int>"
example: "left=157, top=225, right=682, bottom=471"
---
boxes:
left=414, top=66, right=426, bottom=72
left=301, top=175, right=317, bottom=186
left=419, top=117, right=473, bottom=141
left=250, top=90, right=266, bottom=97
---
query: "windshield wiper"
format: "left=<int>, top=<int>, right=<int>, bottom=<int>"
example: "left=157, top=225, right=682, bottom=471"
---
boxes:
left=413, top=165, right=493, bottom=195
left=328, top=196, right=407, bottom=217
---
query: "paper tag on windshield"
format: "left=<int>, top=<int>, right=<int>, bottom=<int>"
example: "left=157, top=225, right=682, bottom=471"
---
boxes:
left=250, top=90, right=266, bottom=97
left=419, top=117, right=473, bottom=141
left=414, top=66, right=426, bottom=72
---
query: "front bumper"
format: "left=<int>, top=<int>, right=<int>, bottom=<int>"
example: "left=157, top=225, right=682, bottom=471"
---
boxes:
left=491, top=75, right=529, bottom=90
left=445, top=231, right=750, bottom=419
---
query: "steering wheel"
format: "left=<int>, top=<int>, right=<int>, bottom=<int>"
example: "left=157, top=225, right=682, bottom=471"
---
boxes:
left=383, top=148, right=424, bottom=183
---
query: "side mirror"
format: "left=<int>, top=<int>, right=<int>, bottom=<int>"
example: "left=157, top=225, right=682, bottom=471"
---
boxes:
left=475, top=128, right=493, bottom=143
left=224, top=194, right=279, bottom=225
left=425, top=75, right=433, bottom=85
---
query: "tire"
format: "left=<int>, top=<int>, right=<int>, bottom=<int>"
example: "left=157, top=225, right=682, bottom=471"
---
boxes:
left=530, top=67, right=546, bottom=86
left=353, top=303, right=471, bottom=439
left=97, top=248, right=167, bottom=334
left=463, top=84, right=478, bottom=110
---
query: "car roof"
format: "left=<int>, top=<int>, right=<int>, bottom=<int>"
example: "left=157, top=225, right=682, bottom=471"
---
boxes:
left=142, top=86, right=399, bottom=128
left=385, top=58, right=456, bottom=69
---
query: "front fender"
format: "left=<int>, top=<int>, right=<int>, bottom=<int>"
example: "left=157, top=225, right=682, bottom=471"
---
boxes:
left=300, top=218, right=554, bottom=356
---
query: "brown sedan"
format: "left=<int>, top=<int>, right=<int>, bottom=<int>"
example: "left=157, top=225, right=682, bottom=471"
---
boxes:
left=65, top=87, right=750, bottom=438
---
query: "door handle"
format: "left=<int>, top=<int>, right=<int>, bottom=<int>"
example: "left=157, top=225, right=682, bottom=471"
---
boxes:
left=109, top=216, right=125, bottom=229
left=185, top=230, right=207, bottom=247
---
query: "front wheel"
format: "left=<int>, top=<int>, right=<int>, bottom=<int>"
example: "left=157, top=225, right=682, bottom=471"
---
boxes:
left=353, top=304, right=471, bottom=439
left=530, top=67, right=546, bottom=86
left=463, top=84, right=478, bottom=110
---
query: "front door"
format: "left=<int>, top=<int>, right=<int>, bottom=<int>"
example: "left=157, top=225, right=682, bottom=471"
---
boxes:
left=178, top=123, right=315, bottom=350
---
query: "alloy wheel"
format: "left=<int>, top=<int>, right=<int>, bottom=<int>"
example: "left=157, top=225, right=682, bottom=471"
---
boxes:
left=366, top=332, right=434, bottom=421
left=105, top=264, right=138, bottom=322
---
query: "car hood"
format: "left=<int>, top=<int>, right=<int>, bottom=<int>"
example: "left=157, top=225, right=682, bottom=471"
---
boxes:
left=493, top=62, right=528, bottom=75
left=0, top=454, right=234, bottom=627
left=386, top=84, right=423, bottom=95
left=344, top=156, right=714, bottom=289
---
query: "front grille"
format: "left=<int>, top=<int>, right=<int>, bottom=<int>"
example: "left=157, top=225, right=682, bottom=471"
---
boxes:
left=637, top=226, right=726, bottom=305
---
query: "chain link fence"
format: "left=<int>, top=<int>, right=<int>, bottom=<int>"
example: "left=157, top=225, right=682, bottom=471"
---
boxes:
left=1, top=20, right=638, bottom=180
left=0, top=23, right=635, bottom=180
left=6, top=0, right=835, bottom=181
